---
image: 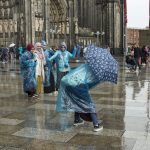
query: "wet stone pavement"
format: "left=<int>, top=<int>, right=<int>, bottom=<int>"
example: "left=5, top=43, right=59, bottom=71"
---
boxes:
left=0, top=57, right=150, bottom=150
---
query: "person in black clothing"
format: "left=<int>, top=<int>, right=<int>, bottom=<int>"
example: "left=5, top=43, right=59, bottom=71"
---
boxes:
left=134, top=45, right=142, bottom=70
left=141, top=45, right=149, bottom=64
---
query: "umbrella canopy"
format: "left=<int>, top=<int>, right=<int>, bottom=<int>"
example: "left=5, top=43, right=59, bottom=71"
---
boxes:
left=9, top=43, right=15, bottom=48
left=84, top=45, right=118, bottom=84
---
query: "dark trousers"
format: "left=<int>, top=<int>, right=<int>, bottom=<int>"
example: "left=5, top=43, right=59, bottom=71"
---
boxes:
left=56, top=71, right=68, bottom=91
left=26, top=89, right=36, bottom=97
left=134, top=57, right=141, bottom=70
left=44, top=72, right=55, bottom=93
left=74, top=112, right=98, bottom=126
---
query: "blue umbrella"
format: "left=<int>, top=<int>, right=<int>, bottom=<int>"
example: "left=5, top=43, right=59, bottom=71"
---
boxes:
left=84, top=45, right=118, bottom=84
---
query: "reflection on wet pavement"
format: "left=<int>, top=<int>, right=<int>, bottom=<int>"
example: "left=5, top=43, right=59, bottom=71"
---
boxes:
left=0, top=58, right=150, bottom=150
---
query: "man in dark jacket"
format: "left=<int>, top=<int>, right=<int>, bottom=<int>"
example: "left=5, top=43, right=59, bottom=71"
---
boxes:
left=134, top=45, right=142, bottom=70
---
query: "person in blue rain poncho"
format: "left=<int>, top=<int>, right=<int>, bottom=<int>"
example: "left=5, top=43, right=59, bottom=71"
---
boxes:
left=48, top=42, right=76, bottom=90
left=75, top=43, right=81, bottom=62
left=18, top=47, right=23, bottom=59
left=42, top=41, right=55, bottom=93
left=56, top=45, right=118, bottom=132
left=1, top=47, right=9, bottom=63
left=20, top=44, right=37, bottom=98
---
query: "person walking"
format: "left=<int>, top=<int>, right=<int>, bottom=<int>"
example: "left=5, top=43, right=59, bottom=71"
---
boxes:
left=134, top=45, right=142, bottom=71
left=141, top=45, right=149, bottom=64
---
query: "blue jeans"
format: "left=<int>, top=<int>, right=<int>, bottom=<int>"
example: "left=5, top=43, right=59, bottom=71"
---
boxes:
left=74, top=112, right=98, bottom=126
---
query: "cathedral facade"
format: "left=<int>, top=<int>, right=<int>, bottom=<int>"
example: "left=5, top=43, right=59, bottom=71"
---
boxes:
left=0, top=0, right=125, bottom=54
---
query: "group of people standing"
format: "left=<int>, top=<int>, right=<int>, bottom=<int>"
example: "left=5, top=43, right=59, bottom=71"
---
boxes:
left=20, top=42, right=118, bottom=132
left=0, top=47, right=9, bottom=63
left=0, top=44, right=23, bottom=63
left=20, top=42, right=110, bottom=132
left=126, top=45, right=149, bottom=71
left=20, top=41, right=77, bottom=99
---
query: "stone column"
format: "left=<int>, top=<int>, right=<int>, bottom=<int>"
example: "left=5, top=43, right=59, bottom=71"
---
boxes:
left=120, top=0, right=125, bottom=54
left=24, top=0, right=32, bottom=45
left=74, top=0, right=79, bottom=43
left=68, top=0, right=74, bottom=48
left=108, top=3, right=114, bottom=50
left=44, top=0, right=50, bottom=45
left=31, top=0, right=35, bottom=44
left=23, top=0, right=35, bottom=45
left=104, top=2, right=115, bottom=52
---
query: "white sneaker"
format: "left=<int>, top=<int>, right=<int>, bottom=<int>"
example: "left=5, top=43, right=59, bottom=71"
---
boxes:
left=93, top=123, right=103, bottom=132
left=54, top=91, right=58, bottom=96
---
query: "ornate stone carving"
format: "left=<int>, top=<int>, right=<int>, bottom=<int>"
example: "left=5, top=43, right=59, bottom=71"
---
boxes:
left=9, top=8, right=13, bottom=19
left=4, top=8, right=9, bottom=18
left=0, top=22, right=2, bottom=32
left=9, top=19, right=13, bottom=32
left=3, top=20, right=8, bottom=32
left=35, top=0, right=43, bottom=17
left=39, top=19, right=44, bottom=31
left=35, top=19, right=39, bottom=31
left=14, top=20, right=17, bottom=32
left=61, top=22, right=65, bottom=34
left=66, top=18, right=69, bottom=34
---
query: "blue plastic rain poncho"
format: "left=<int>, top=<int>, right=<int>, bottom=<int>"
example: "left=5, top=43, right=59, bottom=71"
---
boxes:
left=18, top=47, right=23, bottom=57
left=48, top=42, right=76, bottom=89
left=56, top=64, right=99, bottom=113
left=20, top=50, right=37, bottom=93
left=48, top=48, right=76, bottom=72
left=56, top=45, right=118, bottom=113
left=43, top=49, right=54, bottom=87
left=76, top=44, right=81, bottom=59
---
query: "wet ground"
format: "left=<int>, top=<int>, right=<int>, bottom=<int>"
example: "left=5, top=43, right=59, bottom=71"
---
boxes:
left=0, top=57, right=150, bottom=150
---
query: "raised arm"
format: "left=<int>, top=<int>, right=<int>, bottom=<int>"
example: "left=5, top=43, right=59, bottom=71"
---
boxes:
left=48, top=51, right=59, bottom=61
left=68, top=46, right=77, bottom=59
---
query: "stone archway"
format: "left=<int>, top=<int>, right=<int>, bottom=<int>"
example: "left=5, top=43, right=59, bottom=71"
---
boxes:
left=0, top=0, right=17, bottom=47
left=46, top=0, right=68, bottom=46
left=0, top=0, right=69, bottom=47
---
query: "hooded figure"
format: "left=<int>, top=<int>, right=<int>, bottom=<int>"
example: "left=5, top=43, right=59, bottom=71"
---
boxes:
left=56, top=45, right=118, bottom=132
left=48, top=42, right=77, bottom=90
left=42, top=41, right=55, bottom=93
left=20, top=44, right=37, bottom=97
left=34, top=42, right=46, bottom=95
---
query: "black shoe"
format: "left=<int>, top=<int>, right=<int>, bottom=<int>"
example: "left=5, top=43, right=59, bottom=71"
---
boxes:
left=74, top=120, right=84, bottom=126
left=93, top=123, right=103, bottom=132
left=28, top=94, right=33, bottom=98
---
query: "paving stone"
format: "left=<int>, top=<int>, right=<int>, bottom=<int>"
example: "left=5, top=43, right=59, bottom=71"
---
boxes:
left=0, top=59, right=150, bottom=149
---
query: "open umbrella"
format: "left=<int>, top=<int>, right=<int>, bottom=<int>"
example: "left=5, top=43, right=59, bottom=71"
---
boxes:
left=9, top=43, right=15, bottom=48
left=78, top=45, right=118, bottom=122
left=84, top=45, right=118, bottom=84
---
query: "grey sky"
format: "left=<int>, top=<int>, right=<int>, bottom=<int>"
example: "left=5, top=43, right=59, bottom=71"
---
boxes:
left=127, top=0, right=149, bottom=28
